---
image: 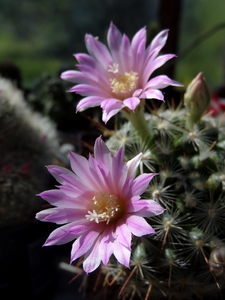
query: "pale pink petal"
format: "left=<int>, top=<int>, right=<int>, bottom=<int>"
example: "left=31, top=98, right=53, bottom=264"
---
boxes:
left=57, top=184, right=91, bottom=201
left=70, top=84, right=110, bottom=97
left=85, top=34, right=112, bottom=68
left=134, top=38, right=146, bottom=72
left=113, top=240, right=131, bottom=267
left=99, top=226, right=115, bottom=265
left=144, top=75, right=183, bottom=90
left=111, top=147, right=128, bottom=190
left=61, top=70, right=96, bottom=85
left=83, top=237, right=102, bottom=273
left=132, top=173, right=157, bottom=195
left=127, top=199, right=164, bottom=217
left=69, top=151, right=100, bottom=190
left=107, top=23, right=123, bottom=64
left=147, top=29, right=169, bottom=57
left=126, top=153, right=142, bottom=178
left=101, top=99, right=124, bottom=123
left=123, top=97, right=140, bottom=111
left=76, top=64, right=109, bottom=86
left=46, top=165, right=76, bottom=185
left=76, top=96, right=105, bottom=111
left=126, top=215, right=155, bottom=236
left=115, top=219, right=132, bottom=249
left=70, top=224, right=103, bottom=263
left=139, top=89, right=164, bottom=100
left=88, top=155, right=110, bottom=190
left=43, top=221, right=89, bottom=246
left=143, top=54, right=176, bottom=82
left=37, top=190, right=82, bottom=208
left=131, top=27, right=146, bottom=56
left=36, top=207, right=86, bottom=224
left=120, top=34, right=132, bottom=71
left=94, top=137, right=112, bottom=170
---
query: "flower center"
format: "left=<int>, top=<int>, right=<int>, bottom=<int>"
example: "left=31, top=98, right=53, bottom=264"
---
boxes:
left=110, top=72, right=138, bottom=95
left=108, top=64, right=138, bottom=97
left=85, top=192, right=125, bottom=224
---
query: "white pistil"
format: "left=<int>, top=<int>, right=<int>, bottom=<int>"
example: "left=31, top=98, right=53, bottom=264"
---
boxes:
left=85, top=210, right=104, bottom=223
left=108, top=63, right=119, bottom=73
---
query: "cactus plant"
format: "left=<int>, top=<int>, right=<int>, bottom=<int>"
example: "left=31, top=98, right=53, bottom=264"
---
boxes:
left=36, top=24, right=225, bottom=299
left=97, top=74, right=225, bottom=299
left=0, top=77, right=60, bottom=228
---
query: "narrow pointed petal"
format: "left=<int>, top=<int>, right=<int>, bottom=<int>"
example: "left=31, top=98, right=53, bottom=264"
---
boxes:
left=43, top=221, right=88, bottom=246
left=76, top=96, right=105, bottom=111
left=70, top=225, right=102, bottom=263
left=115, top=220, right=132, bottom=248
left=140, top=89, right=164, bottom=101
left=70, top=84, right=110, bottom=97
left=85, top=34, right=112, bottom=68
left=131, top=27, right=146, bottom=56
left=107, top=23, right=123, bottom=64
left=37, top=190, right=81, bottom=208
left=69, top=151, right=100, bottom=190
left=144, top=54, right=176, bottom=82
left=148, top=29, right=169, bottom=55
left=144, top=75, right=184, bottom=90
left=36, top=207, right=86, bottom=224
left=101, top=99, right=124, bottom=123
left=46, top=165, right=76, bottom=185
left=83, top=238, right=102, bottom=273
left=123, top=97, right=140, bottom=111
left=126, top=215, right=155, bottom=236
left=113, top=240, right=131, bottom=267
left=99, top=226, right=115, bottom=265
left=132, top=173, right=157, bottom=195
left=94, top=137, right=112, bottom=169
left=127, top=199, right=164, bottom=217
left=126, top=153, right=142, bottom=178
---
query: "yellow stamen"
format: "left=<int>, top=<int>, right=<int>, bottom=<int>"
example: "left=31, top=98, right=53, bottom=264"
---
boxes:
left=110, top=72, right=138, bottom=95
left=85, top=192, right=125, bottom=224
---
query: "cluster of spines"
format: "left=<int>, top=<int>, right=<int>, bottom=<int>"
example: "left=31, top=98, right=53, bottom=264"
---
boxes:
left=103, top=105, right=225, bottom=299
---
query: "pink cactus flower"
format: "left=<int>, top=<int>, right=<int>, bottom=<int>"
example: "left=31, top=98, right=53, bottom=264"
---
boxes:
left=61, top=23, right=183, bottom=122
left=36, top=137, right=164, bottom=273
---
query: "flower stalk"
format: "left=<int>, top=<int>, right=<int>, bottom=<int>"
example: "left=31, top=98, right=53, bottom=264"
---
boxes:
left=121, top=103, right=154, bottom=148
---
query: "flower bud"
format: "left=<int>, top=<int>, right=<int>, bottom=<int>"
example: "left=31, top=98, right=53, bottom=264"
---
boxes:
left=209, top=246, right=225, bottom=276
left=184, top=73, right=211, bottom=125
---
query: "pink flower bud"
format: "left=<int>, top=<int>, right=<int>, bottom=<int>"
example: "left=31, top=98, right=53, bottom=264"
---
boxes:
left=184, top=72, right=210, bottom=125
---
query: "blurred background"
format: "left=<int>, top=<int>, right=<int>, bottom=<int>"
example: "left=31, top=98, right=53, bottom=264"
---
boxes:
left=0, top=0, right=225, bottom=89
left=0, top=0, right=225, bottom=299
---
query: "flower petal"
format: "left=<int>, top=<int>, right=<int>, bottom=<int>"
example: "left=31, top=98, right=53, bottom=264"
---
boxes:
left=98, top=226, right=115, bottom=265
left=107, top=23, right=123, bottom=64
left=115, top=219, right=132, bottom=249
left=144, top=75, right=183, bottom=90
left=101, top=99, right=124, bottom=123
left=85, top=34, right=112, bottom=69
left=94, top=137, right=112, bottom=170
left=123, top=97, right=140, bottom=111
left=70, top=224, right=103, bottom=263
left=140, top=89, right=164, bottom=101
left=126, top=215, right=155, bottom=236
left=76, top=96, right=105, bottom=111
left=82, top=237, right=102, bottom=273
left=126, top=153, right=142, bottom=178
left=37, top=189, right=82, bottom=208
left=113, top=240, right=131, bottom=267
left=43, top=221, right=89, bottom=246
left=132, top=173, right=157, bottom=195
left=36, top=207, right=86, bottom=224
left=127, top=199, right=164, bottom=217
